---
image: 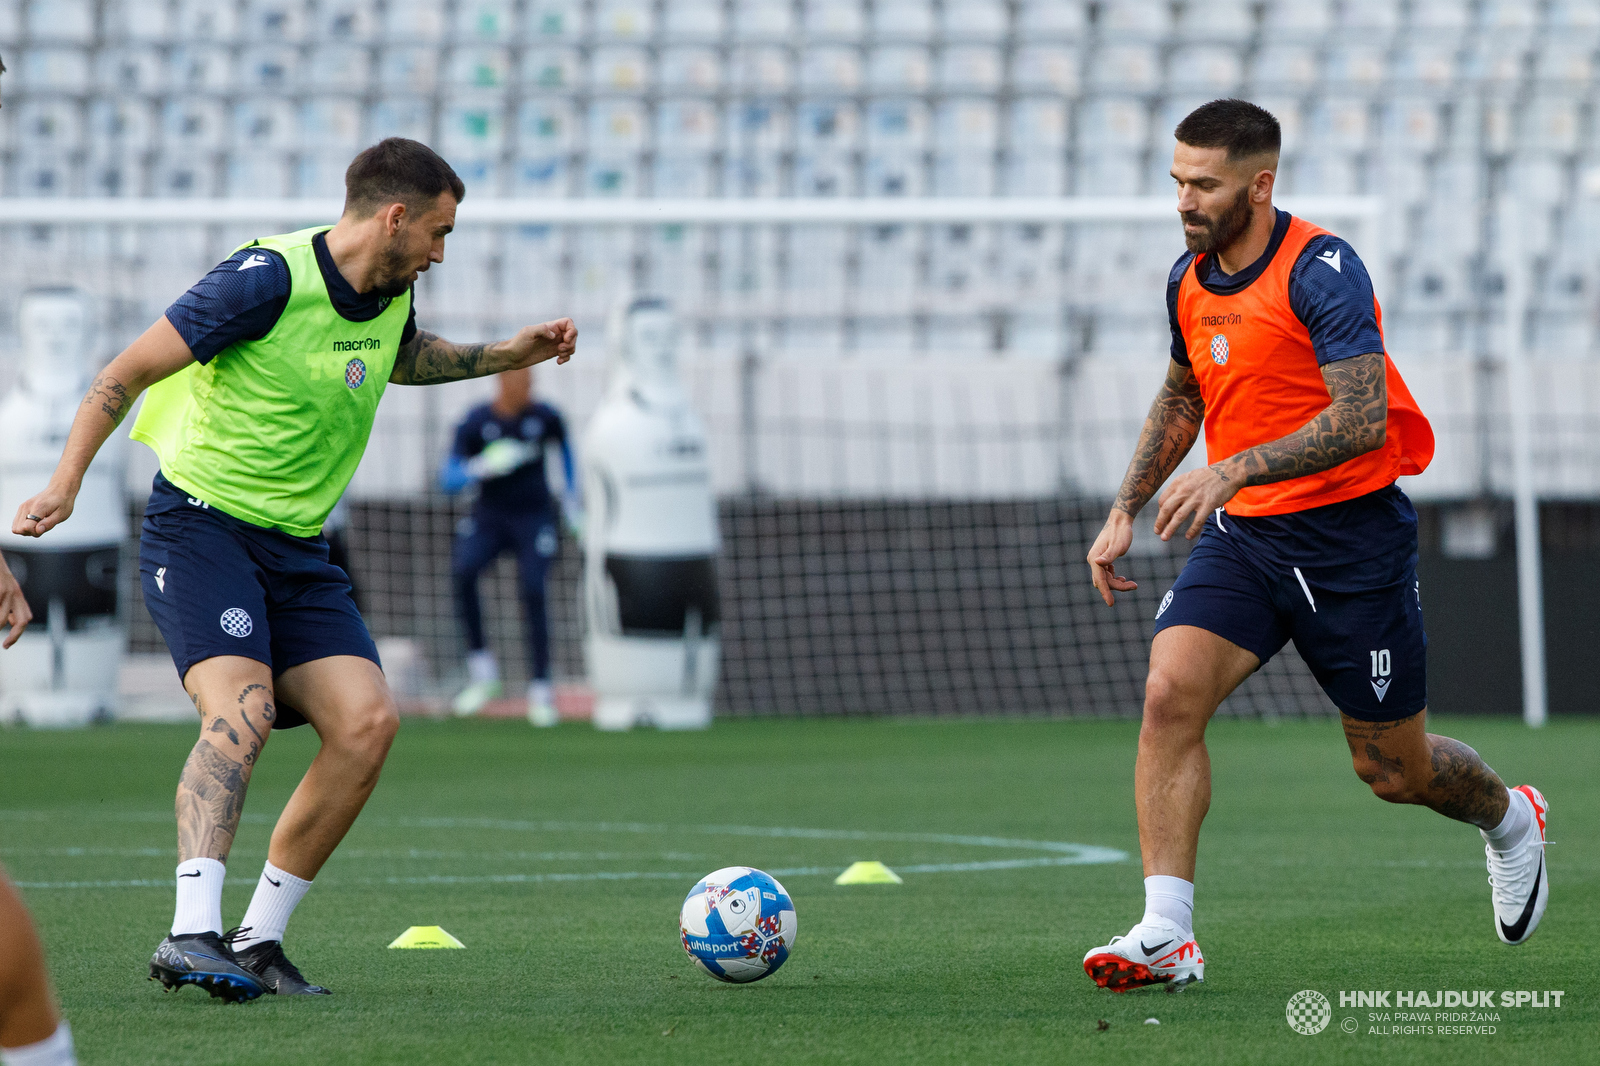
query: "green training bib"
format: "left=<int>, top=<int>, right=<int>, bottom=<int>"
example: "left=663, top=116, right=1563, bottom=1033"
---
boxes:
left=132, top=227, right=410, bottom=537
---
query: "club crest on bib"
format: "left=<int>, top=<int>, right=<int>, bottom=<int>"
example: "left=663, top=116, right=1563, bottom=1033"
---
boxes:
left=345, top=358, right=367, bottom=389
left=1209, top=334, right=1229, bottom=365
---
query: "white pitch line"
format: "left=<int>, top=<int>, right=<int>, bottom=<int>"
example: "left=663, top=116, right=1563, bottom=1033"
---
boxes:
left=6, top=815, right=1127, bottom=890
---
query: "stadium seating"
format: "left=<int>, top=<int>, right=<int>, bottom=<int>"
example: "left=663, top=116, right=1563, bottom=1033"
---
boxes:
left=2, top=0, right=1599, bottom=364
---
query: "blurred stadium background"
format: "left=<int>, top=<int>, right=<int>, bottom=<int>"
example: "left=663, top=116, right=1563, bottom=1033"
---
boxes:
left=2, top=0, right=1599, bottom=719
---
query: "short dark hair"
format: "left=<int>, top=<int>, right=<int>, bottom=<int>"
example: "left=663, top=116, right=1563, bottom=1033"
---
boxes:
left=1174, top=99, right=1281, bottom=162
left=343, top=137, right=465, bottom=216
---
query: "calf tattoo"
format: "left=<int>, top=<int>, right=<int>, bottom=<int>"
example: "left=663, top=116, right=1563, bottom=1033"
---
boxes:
left=176, top=739, right=249, bottom=862
left=176, top=683, right=275, bottom=861
left=1425, top=736, right=1509, bottom=829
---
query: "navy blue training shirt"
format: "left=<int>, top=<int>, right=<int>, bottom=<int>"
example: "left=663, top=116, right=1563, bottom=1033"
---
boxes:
left=450, top=402, right=569, bottom=513
left=165, top=230, right=418, bottom=364
left=1163, top=209, right=1413, bottom=568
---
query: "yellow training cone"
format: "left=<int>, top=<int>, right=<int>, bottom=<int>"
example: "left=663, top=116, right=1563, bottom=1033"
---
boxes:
left=835, top=861, right=903, bottom=885
left=388, top=925, right=466, bottom=949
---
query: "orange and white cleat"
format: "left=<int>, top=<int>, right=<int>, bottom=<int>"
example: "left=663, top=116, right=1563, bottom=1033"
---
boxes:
left=1082, top=919, right=1204, bottom=993
left=1485, top=784, right=1549, bottom=946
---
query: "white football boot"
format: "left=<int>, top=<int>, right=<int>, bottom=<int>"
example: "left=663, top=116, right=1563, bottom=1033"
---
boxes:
left=527, top=681, right=558, bottom=728
left=451, top=679, right=501, bottom=717
left=1484, top=784, right=1549, bottom=946
left=1082, top=917, right=1204, bottom=993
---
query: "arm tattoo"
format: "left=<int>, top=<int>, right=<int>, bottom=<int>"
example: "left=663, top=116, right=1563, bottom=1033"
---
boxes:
left=84, top=373, right=133, bottom=425
left=389, top=330, right=498, bottom=385
left=1425, top=736, right=1510, bottom=830
left=1213, top=351, right=1387, bottom=489
left=1112, top=361, right=1206, bottom=517
left=176, top=739, right=250, bottom=862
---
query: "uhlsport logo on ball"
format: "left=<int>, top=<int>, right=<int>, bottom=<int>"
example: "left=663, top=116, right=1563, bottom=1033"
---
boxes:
left=679, top=866, right=797, bottom=983
left=1287, top=990, right=1332, bottom=1035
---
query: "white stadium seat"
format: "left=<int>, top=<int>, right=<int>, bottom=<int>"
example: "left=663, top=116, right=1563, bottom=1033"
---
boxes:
left=454, top=0, right=517, bottom=43
left=522, top=0, right=582, bottom=42
left=800, top=46, right=864, bottom=92
left=238, top=46, right=302, bottom=94
left=102, top=0, right=175, bottom=42
left=933, top=100, right=998, bottom=197
left=1173, top=0, right=1254, bottom=44
left=805, top=1, right=866, bottom=41
left=446, top=47, right=513, bottom=90
left=18, top=47, right=93, bottom=94
left=659, top=46, right=722, bottom=91
left=1015, top=0, right=1086, bottom=38
left=592, top=0, right=655, bottom=40
left=937, top=46, right=1003, bottom=94
left=872, top=1, right=934, bottom=42
left=589, top=46, right=650, bottom=91
left=382, top=0, right=446, bottom=42
left=26, top=0, right=95, bottom=44
left=1088, top=45, right=1161, bottom=94
left=305, top=45, right=373, bottom=94
left=1250, top=45, right=1321, bottom=93
left=1096, top=0, right=1171, bottom=40
left=317, top=1, right=380, bottom=43
left=733, top=0, right=796, bottom=40
left=732, top=45, right=794, bottom=92
left=377, top=47, right=442, bottom=93
left=1260, top=0, right=1334, bottom=38
left=1011, top=46, right=1081, bottom=96
left=521, top=47, right=580, bottom=91
left=230, top=98, right=298, bottom=152
left=175, top=0, right=240, bottom=42
left=1167, top=46, right=1244, bottom=94
left=867, top=46, right=932, bottom=93
left=661, top=1, right=726, bottom=41
left=95, top=46, right=166, bottom=94
left=242, top=0, right=306, bottom=44
left=942, top=0, right=1007, bottom=42
left=367, top=96, right=434, bottom=142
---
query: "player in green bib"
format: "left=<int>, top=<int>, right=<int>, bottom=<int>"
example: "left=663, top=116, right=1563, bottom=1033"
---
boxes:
left=11, top=138, right=577, bottom=1002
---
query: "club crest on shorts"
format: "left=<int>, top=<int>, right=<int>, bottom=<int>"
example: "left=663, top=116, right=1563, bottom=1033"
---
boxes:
left=345, top=358, right=367, bottom=389
left=1209, top=334, right=1229, bottom=365
left=220, top=608, right=254, bottom=638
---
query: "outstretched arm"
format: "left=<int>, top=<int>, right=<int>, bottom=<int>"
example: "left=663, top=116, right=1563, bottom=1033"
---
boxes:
left=1152, top=351, right=1388, bottom=541
left=1087, top=361, right=1207, bottom=606
left=389, top=318, right=578, bottom=385
left=11, top=316, right=196, bottom=539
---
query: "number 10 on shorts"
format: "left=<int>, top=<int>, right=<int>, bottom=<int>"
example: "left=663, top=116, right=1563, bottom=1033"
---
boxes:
left=1370, top=649, right=1391, bottom=677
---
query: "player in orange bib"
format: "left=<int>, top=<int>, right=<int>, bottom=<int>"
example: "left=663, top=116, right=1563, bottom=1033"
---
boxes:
left=1080, top=100, right=1549, bottom=992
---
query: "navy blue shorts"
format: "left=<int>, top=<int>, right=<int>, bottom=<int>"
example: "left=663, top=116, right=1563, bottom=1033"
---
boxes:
left=138, top=473, right=379, bottom=729
left=1151, top=514, right=1427, bottom=721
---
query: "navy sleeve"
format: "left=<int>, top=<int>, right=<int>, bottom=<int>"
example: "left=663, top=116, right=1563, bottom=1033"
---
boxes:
left=452, top=407, right=486, bottom=459
left=401, top=290, right=417, bottom=346
left=1167, top=252, right=1195, bottom=366
left=164, top=247, right=291, bottom=365
left=1288, top=236, right=1386, bottom=366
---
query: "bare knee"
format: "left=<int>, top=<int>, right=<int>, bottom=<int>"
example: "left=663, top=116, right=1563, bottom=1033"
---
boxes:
left=1352, top=754, right=1417, bottom=804
left=326, top=693, right=399, bottom=770
left=1140, top=669, right=1212, bottom=744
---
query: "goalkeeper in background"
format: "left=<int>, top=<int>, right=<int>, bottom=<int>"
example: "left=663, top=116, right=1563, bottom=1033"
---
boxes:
left=442, top=367, right=580, bottom=725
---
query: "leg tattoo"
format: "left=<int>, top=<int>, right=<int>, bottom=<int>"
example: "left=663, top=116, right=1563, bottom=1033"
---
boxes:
left=176, top=740, right=249, bottom=862
left=1425, top=736, right=1509, bottom=830
left=176, top=684, right=274, bottom=861
left=1360, top=743, right=1404, bottom=785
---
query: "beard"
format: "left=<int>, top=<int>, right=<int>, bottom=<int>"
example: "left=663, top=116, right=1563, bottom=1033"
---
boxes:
left=1181, top=185, right=1253, bottom=255
left=369, top=243, right=416, bottom=299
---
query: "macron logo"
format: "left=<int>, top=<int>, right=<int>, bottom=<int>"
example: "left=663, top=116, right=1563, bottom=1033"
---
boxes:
left=1316, top=247, right=1342, bottom=273
left=1371, top=677, right=1391, bottom=702
left=237, top=253, right=270, bottom=271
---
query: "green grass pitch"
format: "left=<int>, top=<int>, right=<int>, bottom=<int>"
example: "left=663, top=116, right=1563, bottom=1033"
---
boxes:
left=2, top=715, right=1594, bottom=1065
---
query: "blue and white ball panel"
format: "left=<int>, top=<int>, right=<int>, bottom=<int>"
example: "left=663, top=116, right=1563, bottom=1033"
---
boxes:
left=679, top=866, right=798, bottom=983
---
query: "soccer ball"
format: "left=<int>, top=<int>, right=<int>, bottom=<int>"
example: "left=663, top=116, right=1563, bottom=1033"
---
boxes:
left=678, top=866, right=797, bottom=983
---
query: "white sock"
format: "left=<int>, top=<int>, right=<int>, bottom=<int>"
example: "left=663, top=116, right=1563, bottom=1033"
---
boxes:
left=1483, top=788, right=1533, bottom=849
left=467, top=649, right=499, bottom=684
left=0, top=1022, right=76, bottom=1066
left=171, top=858, right=226, bottom=937
left=233, top=861, right=312, bottom=950
left=1141, top=875, right=1195, bottom=940
left=529, top=679, right=553, bottom=706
